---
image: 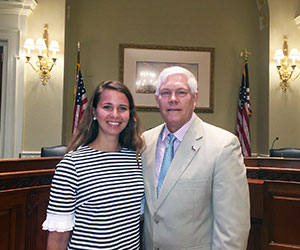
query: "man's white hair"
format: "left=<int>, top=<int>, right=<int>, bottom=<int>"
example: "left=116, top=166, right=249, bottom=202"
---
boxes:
left=155, top=66, right=198, bottom=95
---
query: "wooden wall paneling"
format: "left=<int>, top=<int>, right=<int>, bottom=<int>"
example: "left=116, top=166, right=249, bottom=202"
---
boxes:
left=0, top=158, right=59, bottom=250
left=247, top=179, right=265, bottom=250
left=25, top=186, right=51, bottom=250
left=0, top=157, right=300, bottom=250
left=0, top=190, right=27, bottom=250
left=31, top=187, right=51, bottom=250
left=262, top=181, right=300, bottom=250
left=248, top=179, right=265, bottom=218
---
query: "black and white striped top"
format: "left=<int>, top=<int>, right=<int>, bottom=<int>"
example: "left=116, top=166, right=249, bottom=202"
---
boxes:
left=43, top=145, right=144, bottom=250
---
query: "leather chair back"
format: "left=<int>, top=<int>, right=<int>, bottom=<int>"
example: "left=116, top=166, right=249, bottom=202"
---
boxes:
left=41, top=145, right=67, bottom=157
left=269, top=148, right=300, bottom=158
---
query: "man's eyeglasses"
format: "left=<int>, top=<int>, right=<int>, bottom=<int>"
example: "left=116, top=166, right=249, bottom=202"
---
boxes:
left=159, top=90, right=189, bottom=98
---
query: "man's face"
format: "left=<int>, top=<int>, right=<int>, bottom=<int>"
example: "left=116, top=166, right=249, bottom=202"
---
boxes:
left=155, top=73, right=198, bottom=133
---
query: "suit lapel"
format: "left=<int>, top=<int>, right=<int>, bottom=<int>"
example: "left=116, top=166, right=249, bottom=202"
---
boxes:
left=155, top=116, right=204, bottom=211
left=143, top=124, right=164, bottom=214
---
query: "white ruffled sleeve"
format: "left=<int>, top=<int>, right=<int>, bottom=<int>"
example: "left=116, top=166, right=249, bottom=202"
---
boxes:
left=42, top=213, right=75, bottom=232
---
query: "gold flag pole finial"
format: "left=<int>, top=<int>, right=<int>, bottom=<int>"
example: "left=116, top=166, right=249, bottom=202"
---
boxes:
left=240, top=49, right=252, bottom=62
left=77, top=41, right=80, bottom=65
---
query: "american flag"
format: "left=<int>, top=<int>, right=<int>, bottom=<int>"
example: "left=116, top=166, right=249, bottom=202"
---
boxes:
left=236, top=62, right=252, bottom=157
left=72, top=69, right=88, bottom=134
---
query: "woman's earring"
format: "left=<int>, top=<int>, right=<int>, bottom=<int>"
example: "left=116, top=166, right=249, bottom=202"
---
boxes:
left=93, top=117, right=97, bottom=121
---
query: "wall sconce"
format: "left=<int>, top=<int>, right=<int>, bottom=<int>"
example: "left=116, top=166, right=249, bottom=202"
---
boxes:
left=24, top=24, right=59, bottom=85
left=274, top=35, right=300, bottom=92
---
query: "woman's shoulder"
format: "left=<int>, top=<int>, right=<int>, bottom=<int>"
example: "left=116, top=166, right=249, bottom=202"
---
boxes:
left=65, top=146, right=137, bottom=159
left=66, top=146, right=136, bottom=158
left=59, top=145, right=95, bottom=162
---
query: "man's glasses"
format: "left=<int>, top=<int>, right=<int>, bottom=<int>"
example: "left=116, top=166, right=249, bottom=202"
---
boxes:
left=159, top=89, right=189, bottom=98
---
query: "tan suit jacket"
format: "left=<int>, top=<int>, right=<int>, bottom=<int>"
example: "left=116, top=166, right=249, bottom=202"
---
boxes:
left=142, top=116, right=250, bottom=250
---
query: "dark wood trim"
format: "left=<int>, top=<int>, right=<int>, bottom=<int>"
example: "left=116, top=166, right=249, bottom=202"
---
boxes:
left=245, top=158, right=300, bottom=250
left=0, top=157, right=300, bottom=250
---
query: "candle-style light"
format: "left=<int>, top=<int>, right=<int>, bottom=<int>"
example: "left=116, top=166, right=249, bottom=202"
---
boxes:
left=24, top=24, right=59, bottom=85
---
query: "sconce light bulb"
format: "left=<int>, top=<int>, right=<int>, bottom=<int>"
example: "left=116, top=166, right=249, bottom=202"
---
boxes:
left=274, top=49, right=284, bottom=62
left=35, top=38, right=46, bottom=55
left=289, top=48, right=299, bottom=66
left=24, top=38, right=35, bottom=57
left=49, top=40, right=59, bottom=58
left=277, top=59, right=281, bottom=66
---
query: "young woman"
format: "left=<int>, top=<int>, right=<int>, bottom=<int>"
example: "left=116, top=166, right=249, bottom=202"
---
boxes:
left=42, top=81, right=144, bottom=250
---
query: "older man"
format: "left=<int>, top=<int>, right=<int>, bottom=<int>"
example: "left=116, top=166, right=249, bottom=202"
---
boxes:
left=142, top=66, right=250, bottom=250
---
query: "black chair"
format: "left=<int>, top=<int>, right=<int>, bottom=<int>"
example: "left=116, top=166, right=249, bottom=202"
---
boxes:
left=41, top=145, right=67, bottom=157
left=269, top=148, right=300, bottom=158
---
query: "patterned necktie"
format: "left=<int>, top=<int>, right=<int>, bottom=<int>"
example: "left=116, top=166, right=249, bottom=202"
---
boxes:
left=157, top=133, right=176, bottom=198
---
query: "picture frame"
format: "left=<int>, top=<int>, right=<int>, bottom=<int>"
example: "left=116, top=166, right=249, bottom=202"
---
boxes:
left=119, top=44, right=214, bottom=112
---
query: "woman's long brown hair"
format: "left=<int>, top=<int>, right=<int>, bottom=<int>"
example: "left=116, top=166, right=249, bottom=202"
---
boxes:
left=66, top=80, right=144, bottom=155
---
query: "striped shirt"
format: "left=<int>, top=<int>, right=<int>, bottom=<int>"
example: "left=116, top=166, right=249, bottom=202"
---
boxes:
left=43, top=145, right=144, bottom=250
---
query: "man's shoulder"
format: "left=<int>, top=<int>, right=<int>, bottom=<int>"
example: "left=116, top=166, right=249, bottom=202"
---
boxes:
left=202, top=121, right=239, bottom=147
left=203, top=121, right=233, bottom=135
left=192, top=117, right=237, bottom=141
left=142, top=124, right=164, bottom=138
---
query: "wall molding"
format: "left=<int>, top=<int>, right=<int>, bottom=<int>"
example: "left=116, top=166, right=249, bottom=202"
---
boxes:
left=19, top=151, right=41, bottom=158
left=0, top=0, right=37, bottom=158
left=0, top=0, right=37, bottom=16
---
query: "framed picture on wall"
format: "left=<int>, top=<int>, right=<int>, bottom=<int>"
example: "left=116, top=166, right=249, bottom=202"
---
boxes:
left=119, top=44, right=214, bottom=112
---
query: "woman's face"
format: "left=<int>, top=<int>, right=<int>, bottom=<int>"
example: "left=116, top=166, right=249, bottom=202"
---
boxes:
left=93, top=89, right=130, bottom=138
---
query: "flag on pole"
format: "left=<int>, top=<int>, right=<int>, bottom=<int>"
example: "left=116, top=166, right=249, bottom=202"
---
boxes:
left=236, top=62, right=252, bottom=157
left=72, top=68, right=88, bottom=134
